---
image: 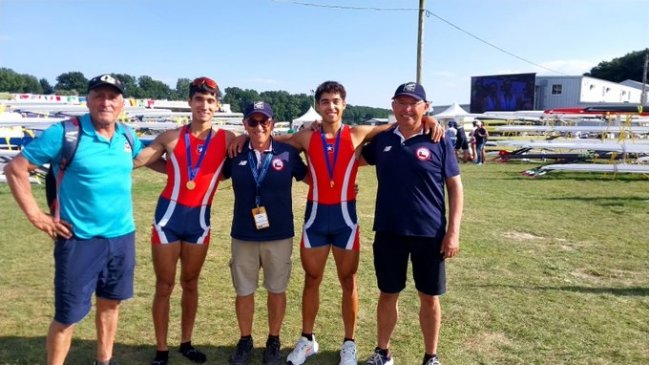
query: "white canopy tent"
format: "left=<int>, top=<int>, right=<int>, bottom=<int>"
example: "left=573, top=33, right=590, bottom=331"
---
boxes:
left=433, top=102, right=470, bottom=120
left=292, top=106, right=321, bottom=130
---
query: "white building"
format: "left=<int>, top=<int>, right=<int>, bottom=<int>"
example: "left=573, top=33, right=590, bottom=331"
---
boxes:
left=534, top=75, right=644, bottom=109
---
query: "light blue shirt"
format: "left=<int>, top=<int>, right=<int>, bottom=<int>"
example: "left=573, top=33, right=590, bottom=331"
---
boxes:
left=22, top=114, right=143, bottom=239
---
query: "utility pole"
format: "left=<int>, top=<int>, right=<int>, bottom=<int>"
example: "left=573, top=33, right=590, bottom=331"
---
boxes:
left=641, top=48, right=648, bottom=107
left=416, top=0, right=425, bottom=84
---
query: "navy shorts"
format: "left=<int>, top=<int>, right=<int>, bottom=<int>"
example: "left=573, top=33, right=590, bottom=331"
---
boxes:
left=53, top=232, right=136, bottom=324
left=151, top=197, right=211, bottom=245
left=302, top=201, right=360, bottom=251
left=372, top=231, right=446, bottom=296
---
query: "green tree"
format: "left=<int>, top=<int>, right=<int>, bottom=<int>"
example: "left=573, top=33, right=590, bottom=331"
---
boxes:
left=222, top=87, right=260, bottom=113
left=584, top=49, right=648, bottom=82
left=40, top=78, right=54, bottom=94
left=21, top=74, right=43, bottom=94
left=138, top=75, right=173, bottom=99
left=175, top=78, right=191, bottom=100
left=111, top=73, right=141, bottom=98
left=55, top=71, right=87, bottom=94
left=0, top=68, right=43, bottom=93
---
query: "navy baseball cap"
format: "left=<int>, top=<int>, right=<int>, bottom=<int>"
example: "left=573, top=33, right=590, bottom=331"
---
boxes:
left=244, top=101, right=273, bottom=119
left=393, top=82, right=426, bottom=101
left=87, top=74, right=124, bottom=94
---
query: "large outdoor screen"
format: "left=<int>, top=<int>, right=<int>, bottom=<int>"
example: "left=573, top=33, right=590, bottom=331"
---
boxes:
left=470, top=73, right=536, bottom=113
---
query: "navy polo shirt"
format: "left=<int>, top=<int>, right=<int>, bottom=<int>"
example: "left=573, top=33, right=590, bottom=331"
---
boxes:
left=223, top=140, right=307, bottom=241
left=362, top=128, right=460, bottom=238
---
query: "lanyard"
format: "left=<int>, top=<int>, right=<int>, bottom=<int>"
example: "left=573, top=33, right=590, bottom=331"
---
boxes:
left=320, top=126, right=342, bottom=188
left=185, top=126, right=213, bottom=182
left=247, top=149, right=273, bottom=207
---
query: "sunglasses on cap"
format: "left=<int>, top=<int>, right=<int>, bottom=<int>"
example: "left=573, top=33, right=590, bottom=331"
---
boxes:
left=246, top=118, right=272, bottom=127
left=191, top=77, right=217, bottom=90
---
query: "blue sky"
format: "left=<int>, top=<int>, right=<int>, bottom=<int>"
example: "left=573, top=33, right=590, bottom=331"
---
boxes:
left=1, top=0, right=647, bottom=108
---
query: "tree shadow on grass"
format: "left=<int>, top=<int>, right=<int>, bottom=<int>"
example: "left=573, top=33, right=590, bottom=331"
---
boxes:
left=465, top=284, right=649, bottom=297
left=0, top=337, right=342, bottom=364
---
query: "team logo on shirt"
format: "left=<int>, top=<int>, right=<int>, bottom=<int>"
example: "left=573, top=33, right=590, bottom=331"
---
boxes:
left=416, top=147, right=431, bottom=160
left=124, top=141, right=132, bottom=152
left=326, top=143, right=334, bottom=152
left=238, top=160, right=248, bottom=166
left=383, top=146, right=392, bottom=152
left=272, top=158, right=284, bottom=170
left=197, top=144, right=204, bottom=153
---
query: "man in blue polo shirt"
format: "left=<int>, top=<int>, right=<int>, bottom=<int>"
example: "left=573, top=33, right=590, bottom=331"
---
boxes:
left=3, top=74, right=143, bottom=365
left=223, top=101, right=307, bottom=365
left=361, top=82, right=464, bottom=365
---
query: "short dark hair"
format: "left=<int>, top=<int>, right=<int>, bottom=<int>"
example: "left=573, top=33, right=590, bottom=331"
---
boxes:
left=315, top=81, right=346, bottom=103
left=189, top=77, right=221, bottom=99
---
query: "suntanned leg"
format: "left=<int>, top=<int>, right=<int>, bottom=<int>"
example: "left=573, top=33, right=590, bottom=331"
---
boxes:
left=419, top=292, right=441, bottom=355
left=299, top=245, right=330, bottom=333
left=179, top=242, right=209, bottom=343
left=376, top=292, right=400, bottom=349
left=47, top=321, right=75, bottom=365
left=96, top=297, right=121, bottom=362
left=152, top=242, right=182, bottom=351
left=236, top=294, right=255, bottom=336
left=267, top=292, right=286, bottom=336
left=332, top=247, right=359, bottom=339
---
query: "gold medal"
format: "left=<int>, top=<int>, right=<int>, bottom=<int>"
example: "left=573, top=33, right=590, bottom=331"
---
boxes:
left=186, top=180, right=196, bottom=190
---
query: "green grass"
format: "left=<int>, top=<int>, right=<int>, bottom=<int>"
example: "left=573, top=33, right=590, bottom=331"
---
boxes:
left=0, top=162, right=648, bottom=364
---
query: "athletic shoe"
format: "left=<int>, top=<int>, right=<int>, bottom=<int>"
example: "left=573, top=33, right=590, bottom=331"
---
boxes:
left=230, top=337, right=253, bottom=365
left=263, top=337, right=281, bottom=365
left=423, top=355, right=441, bottom=365
left=364, top=348, right=393, bottom=365
left=339, top=340, right=357, bottom=365
left=286, top=336, right=319, bottom=365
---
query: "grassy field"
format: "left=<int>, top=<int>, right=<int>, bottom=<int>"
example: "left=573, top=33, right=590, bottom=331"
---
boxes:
left=0, top=162, right=647, bottom=365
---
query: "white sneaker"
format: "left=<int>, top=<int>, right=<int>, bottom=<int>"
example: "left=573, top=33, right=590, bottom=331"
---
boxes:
left=286, top=336, right=319, bottom=365
left=339, top=340, right=358, bottom=365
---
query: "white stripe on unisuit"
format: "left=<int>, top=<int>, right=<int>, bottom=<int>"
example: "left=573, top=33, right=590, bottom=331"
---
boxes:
left=153, top=153, right=182, bottom=243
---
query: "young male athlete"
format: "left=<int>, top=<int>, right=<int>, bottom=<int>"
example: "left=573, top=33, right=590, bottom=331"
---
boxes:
left=135, top=77, right=236, bottom=365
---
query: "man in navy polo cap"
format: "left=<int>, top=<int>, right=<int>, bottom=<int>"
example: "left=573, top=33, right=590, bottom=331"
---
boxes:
left=361, top=82, right=464, bottom=365
left=4, top=74, right=143, bottom=365
left=222, top=101, right=307, bottom=365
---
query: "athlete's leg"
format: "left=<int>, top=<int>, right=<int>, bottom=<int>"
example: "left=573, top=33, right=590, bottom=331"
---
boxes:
left=299, top=245, right=330, bottom=333
left=152, top=242, right=182, bottom=351
left=179, top=242, right=209, bottom=343
left=95, top=297, right=121, bottom=362
left=419, top=292, right=441, bottom=356
left=332, top=247, right=360, bottom=339
left=47, top=321, right=75, bottom=365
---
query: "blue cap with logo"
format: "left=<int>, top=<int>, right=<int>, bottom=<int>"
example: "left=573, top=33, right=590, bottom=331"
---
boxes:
left=244, top=101, right=273, bottom=119
left=393, top=82, right=426, bottom=101
left=87, top=74, right=124, bottom=94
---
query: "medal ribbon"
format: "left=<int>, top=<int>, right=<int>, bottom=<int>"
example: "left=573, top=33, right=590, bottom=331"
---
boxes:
left=185, top=126, right=213, bottom=183
left=320, top=126, right=342, bottom=188
left=247, top=149, right=273, bottom=207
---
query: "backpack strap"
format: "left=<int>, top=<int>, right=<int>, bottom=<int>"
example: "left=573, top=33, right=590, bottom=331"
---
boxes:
left=59, top=117, right=81, bottom=171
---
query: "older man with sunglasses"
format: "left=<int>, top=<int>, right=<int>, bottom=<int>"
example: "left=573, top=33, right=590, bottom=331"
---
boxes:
left=222, top=101, right=308, bottom=365
left=135, top=76, right=236, bottom=365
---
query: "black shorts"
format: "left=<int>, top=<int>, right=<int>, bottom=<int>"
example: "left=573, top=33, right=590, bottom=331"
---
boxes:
left=372, top=231, right=446, bottom=296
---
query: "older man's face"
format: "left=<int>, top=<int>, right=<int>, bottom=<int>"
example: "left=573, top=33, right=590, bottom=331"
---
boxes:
left=87, top=86, right=124, bottom=125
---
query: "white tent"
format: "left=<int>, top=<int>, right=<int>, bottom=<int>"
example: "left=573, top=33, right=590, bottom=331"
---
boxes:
left=433, top=102, right=470, bottom=120
left=292, top=106, right=321, bottom=130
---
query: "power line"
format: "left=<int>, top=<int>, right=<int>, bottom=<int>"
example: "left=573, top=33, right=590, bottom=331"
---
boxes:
left=271, top=0, right=567, bottom=75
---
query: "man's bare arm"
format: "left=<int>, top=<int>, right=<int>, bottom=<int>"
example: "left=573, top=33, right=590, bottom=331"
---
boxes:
left=441, top=175, right=463, bottom=259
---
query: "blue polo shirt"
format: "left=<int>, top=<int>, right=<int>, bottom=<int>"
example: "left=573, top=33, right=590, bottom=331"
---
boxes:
left=361, top=128, right=460, bottom=238
left=21, top=114, right=143, bottom=239
left=223, top=140, right=307, bottom=241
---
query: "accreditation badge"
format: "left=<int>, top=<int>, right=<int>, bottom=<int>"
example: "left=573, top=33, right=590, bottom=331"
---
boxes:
left=252, top=206, right=270, bottom=229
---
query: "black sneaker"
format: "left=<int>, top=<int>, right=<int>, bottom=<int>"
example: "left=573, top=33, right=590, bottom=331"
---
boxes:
left=364, top=348, right=393, bottom=365
left=423, top=355, right=441, bottom=365
left=262, top=337, right=281, bottom=365
left=230, top=337, right=254, bottom=365
left=92, top=361, right=118, bottom=365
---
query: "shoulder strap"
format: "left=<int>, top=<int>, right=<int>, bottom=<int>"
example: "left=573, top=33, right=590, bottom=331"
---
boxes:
left=59, top=117, right=81, bottom=171
left=117, top=122, right=135, bottom=152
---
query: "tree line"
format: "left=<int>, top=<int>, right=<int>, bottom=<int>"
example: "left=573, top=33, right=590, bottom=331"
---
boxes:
left=0, top=68, right=390, bottom=123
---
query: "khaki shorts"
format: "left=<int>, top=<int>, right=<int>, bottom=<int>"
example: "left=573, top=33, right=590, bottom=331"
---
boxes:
left=230, top=237, right=293, bottom=296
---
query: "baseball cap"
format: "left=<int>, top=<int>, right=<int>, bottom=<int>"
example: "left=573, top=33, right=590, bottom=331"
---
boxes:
left=393, top=82, right=426, bottom=101
left=244, top=101, right=273, bottom=119
left=87, top=74, right=124, bottom=94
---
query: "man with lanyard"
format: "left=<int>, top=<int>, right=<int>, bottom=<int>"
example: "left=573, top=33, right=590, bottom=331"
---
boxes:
left=222, top=101, right=307, bottom=365
left=4, top=74, right=143, bottom=365
left=134, top=77, right=235, bottom=365
left=360, top=82, right=464, bottom=365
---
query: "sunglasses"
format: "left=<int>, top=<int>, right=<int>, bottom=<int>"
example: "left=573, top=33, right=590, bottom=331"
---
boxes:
left=191, top=77, right=217, bottom=90
left=246, top=118, right=272, bottom=127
